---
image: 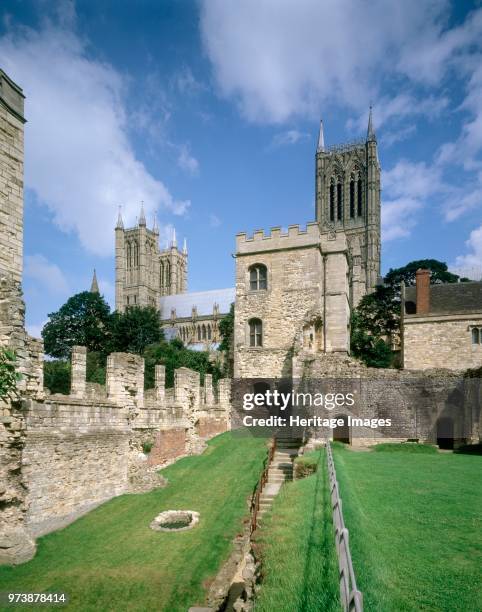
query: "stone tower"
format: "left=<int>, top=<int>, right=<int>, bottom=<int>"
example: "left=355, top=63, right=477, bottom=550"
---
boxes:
left=0, top=70, right=25, bottom=284
left=315, top=109, right=381, bottom=305
left=115, top=205, right=188, bottom=312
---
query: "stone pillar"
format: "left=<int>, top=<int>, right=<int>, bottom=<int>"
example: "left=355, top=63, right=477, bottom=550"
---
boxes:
left=106, top=352, right=144, bottom=410
left=204, top=374, right=214, bottom=405
left=174, top=367, right=200, bottom=407
left=155, top=364, right=165, bottom=404
left=70, top=346, right=87, bottom=397
left=416, top=269, right=431, bottom=314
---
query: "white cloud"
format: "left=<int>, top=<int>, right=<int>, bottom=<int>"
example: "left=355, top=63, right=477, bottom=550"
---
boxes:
left=24, top=254, right=70, bottom=295
left=0, top=15, right=189, bottom=256
left=270, top=129, right=309, bottom=148
left=209, top=214, right=221, bottom=228
left=27, top=321, right=47, bottom=339
left=453, top=224, right=482, bottom=278
left=174, top=66, right=206, bottom=95
left=200, top=0, right=459, bottom=123
left=177, top=145, right=200, bottom=175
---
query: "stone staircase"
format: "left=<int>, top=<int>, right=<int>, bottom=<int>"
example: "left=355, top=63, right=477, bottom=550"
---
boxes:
left=256, top=436, right=303, bottom=525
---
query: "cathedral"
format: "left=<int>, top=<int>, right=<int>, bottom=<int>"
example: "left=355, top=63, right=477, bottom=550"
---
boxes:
left=115, top=111, right=380, bottom=361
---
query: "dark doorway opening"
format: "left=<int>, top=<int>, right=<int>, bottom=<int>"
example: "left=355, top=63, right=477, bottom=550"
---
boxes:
left=437, top=417, right=454, bottom=450
left=333, top=414, right=350, bottom=444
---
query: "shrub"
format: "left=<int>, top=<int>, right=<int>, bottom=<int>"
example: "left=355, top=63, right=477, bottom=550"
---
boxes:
left=294, top=451, right=320, bottom=479
left=0, top=348, right=22, bottom=400
left=142, top=441, right=154, bottom=455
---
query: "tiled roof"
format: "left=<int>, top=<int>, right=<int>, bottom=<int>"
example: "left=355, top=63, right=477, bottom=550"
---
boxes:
left=405, top=282, right=482, bottom=315
left=160, top=287, right=235, bottom=320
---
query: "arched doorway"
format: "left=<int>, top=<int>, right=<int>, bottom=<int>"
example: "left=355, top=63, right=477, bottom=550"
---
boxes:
left=333, top=414, right=350, bottom=444
left=437, top=417, right=454, bottom=450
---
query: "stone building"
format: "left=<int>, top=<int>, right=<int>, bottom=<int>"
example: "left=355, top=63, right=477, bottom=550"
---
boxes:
left=234, top=114, right=381, bottom=379
left=115, top=210, right=233, bottom=347
left=402, top=269, right=482, bottom=370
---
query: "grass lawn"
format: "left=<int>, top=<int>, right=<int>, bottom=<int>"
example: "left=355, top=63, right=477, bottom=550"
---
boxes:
left=254, top=449, right=340, bottom=612
left=0, top=431, right=267, bottom=612
left=333, top=443, right=482, bottom=611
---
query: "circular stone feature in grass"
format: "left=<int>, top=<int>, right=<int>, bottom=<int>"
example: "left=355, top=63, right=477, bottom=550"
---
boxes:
left=150, top=510, right=200, bottom=532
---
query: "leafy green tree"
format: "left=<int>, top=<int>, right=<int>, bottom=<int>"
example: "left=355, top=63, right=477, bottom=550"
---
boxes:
left=109, top=306, right=163, bottom=355
left=144, top=339, right=222, bottom=389
left=0, top=348, right=22, bottom=400
left=385, top=259, right=459, bottom=290
left=218, top=302, right=234, bottom=376
left=43, top=359, right=71, bottom=394
left=42, top=292, right=111, bottom=359
left=86, top=351, right=106, bottom=385
left=350, top=312, right=392, bottom=368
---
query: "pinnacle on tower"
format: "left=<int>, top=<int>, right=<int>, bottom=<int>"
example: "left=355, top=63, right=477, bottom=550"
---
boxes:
left=317, top=119, right=325, bottom=152
left=139, top=201, right=146, bottom=226
left=183, top=237, right=187, bottom=255
left=153, top=216, right=159, bottom=234
left=367, top=105, right=376, bottom=141
left=90, top=269, right=100, bottom=294
left=171, top=227, right=177, bottom=248
left=116, top=206, right=124, bottom=229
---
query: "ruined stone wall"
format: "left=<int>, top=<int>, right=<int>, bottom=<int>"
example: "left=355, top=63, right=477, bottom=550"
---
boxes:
left=0, top=70, right=25, bottom=284
left=403, top=315, right=482, bottom=370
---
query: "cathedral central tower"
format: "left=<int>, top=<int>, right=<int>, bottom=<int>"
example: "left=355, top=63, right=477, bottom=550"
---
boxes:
left=315, top=109, right=381, bottom=303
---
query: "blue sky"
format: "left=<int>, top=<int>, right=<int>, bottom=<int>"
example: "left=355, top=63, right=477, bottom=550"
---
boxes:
left=1, top=0, right=482, bottom=336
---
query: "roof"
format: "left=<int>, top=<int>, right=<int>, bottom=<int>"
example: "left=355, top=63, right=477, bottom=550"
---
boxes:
left=405, top=282, right=482, bottom=315
left=160, top=287, right=235, bottom=319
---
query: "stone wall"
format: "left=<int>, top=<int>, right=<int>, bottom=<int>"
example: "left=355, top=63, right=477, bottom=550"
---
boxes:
left=403, top=314, right=482, bottom=370
left=0, top=71, right=24, bottom=284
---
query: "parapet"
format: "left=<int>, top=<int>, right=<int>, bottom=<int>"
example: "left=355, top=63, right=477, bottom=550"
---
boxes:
left=0, top=69, right=25, bottom=123
left=236, top=222, right=320, bottom=255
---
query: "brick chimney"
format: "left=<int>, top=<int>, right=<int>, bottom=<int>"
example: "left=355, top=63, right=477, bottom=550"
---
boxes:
left=415, top=269, right=431, bottom=314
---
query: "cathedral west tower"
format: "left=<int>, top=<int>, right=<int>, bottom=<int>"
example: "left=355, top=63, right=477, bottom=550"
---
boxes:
left=315, top=109, right=381, bottom=305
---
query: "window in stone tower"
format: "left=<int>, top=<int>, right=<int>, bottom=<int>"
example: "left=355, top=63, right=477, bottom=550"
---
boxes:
left=249, top=318, right=263, bottom=347
left=472, top=328, right=480, bottom=344
left=357, top=178, right=363, bottom=216
left=337, top=181, right=343, bottom=220
left=329, top=178, right=335, bottom=221
left=249, top=264, right=267, bottom=290
left=349, top=175, right=355, bottom=218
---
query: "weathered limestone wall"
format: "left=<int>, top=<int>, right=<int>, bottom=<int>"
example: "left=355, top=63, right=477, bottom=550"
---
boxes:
left=403, top=315, right=482, bottom=370
left=0, top=70, right=25, bottom=284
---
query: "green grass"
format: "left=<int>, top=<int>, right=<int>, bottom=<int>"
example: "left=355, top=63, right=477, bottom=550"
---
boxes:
left=0, top=432, right=267, bottom=612
left=371, top=442, right=438, bottom=454
left=333, top=444, right=482, bottom=611
left=254, top=448, right=339, bottom=612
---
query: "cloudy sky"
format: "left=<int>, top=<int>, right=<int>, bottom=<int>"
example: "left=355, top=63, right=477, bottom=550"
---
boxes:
left=1, top=0, right=482, bottom=335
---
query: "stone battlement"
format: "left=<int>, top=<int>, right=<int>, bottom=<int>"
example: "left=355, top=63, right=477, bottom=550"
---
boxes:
left=236, top=222, right=320, bottom=254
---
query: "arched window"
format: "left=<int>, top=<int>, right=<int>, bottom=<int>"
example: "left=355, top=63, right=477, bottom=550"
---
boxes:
left=166, top=261, right=171, bottom=288
left=337, top=179, right=343, bottom=221
left=207, top=325, right=212, bottom=340
left=357, top=178, right=363, bottom=216
left=249, top=264, right=267, bottom=290
left=329, top=178, right=335, bottom=222
left=202, top=324, right=206, bottom=340
left=349, top=174, right=355, bottom=218
left=197, top=326, right=201, bottom=341
left=160, top=261, right=164, bottom=288
left=472, top=328, right=480, bottom=344
left=249, top=318, right=263, bottom=347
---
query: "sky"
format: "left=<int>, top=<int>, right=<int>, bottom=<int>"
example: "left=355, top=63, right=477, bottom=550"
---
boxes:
left=1, top=0, right=482, bottom=337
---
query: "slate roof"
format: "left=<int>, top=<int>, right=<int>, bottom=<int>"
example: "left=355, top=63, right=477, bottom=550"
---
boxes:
left=405, top=282, right=482, bottom=315
left=160, top=287, right=235, bottom=320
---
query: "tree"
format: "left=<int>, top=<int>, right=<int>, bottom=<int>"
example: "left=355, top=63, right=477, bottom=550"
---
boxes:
left=350, top=312, right=393, bottom=368
left=43, top=359, right=71, bottom=394
left=385, top=259, right=459, bottom=290
left=42, top=292, right=111, bottom=359
left=218, top=302, right=234, bottom=376
left=144, top=339, right=222, bottom=389
left=109, top=306, right=163, bottom=355
left=0, top=348, right=22, bottom=400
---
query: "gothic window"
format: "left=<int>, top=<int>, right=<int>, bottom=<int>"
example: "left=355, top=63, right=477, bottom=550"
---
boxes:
left=249, top=264, right=267, bottom=290
left=197, top=326, right=201, bottom=341
left=472, top=328, right=480, bottom=344
left=329, top=178, right=335, bottom=222
left=207, top=325, right=212, bottom=340
left=166, top=261, right=171, bottom=288
left=349, top=174, right=355, bottom=218
left=357, top=178, right=363, bottom=216
left=202, top=324, right=207, bottom=340
left=160, top=261, right=164, bottom=288
left=337, top=180, right=343, bottom=221
left=249, top=318, right=263, bottom=347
